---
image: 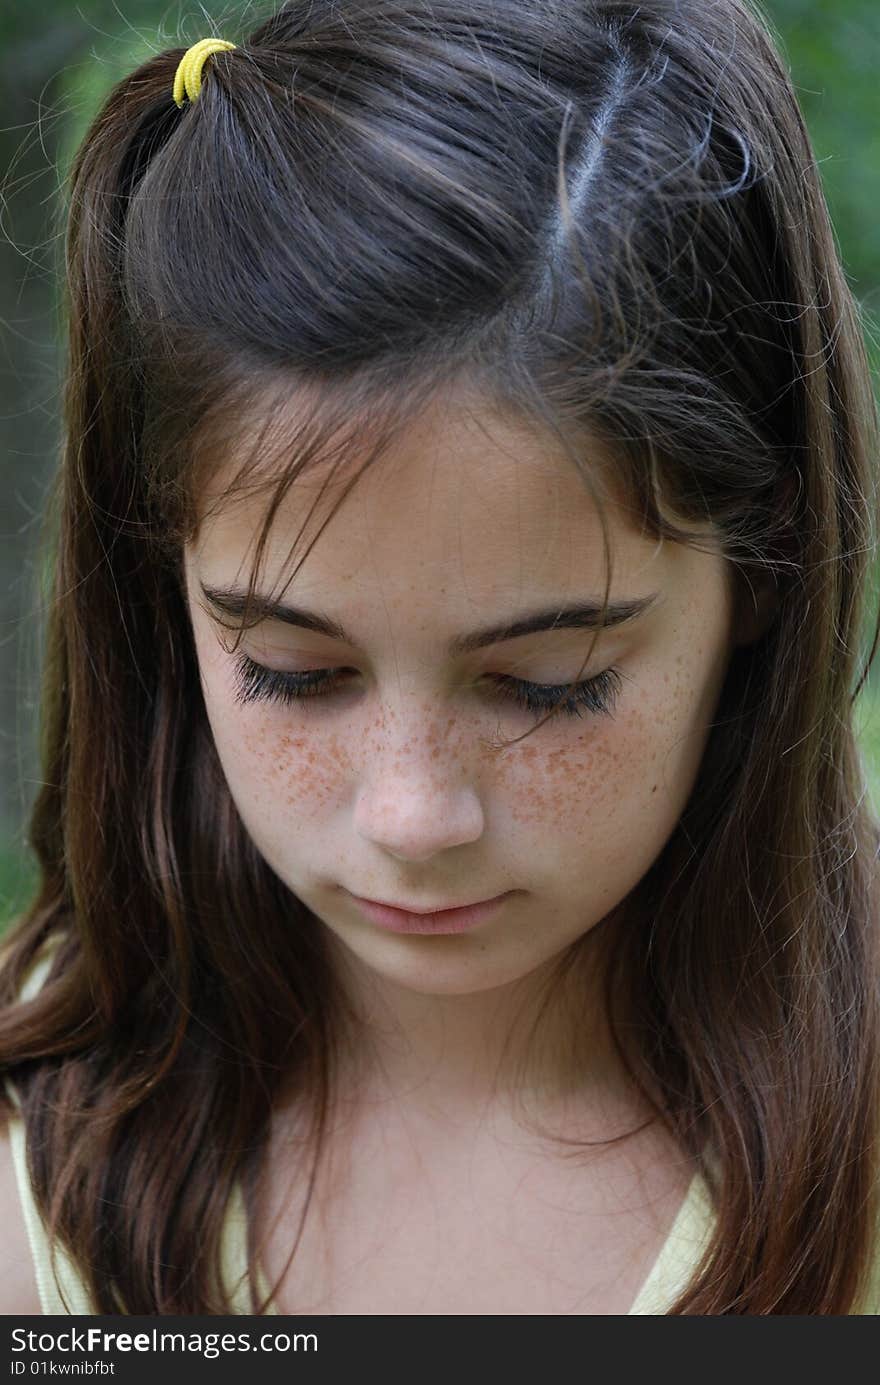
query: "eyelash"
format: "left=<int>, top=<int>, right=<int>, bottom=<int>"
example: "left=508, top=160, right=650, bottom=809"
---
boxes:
left=229, top=653, right=625, bottom=720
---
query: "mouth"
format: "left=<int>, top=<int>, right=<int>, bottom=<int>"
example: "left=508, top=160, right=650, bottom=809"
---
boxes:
left=347, top=891, right=513, bottom=936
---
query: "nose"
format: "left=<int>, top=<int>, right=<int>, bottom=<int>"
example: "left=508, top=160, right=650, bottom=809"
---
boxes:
left=352, top=725, right=487, bottom=862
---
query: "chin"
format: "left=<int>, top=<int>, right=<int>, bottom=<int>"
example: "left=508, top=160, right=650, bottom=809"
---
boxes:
left=332, top=928, right=557, bottom=998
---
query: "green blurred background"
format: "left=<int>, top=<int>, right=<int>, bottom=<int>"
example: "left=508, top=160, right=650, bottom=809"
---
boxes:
left=1, top=0, right=879, bottom=934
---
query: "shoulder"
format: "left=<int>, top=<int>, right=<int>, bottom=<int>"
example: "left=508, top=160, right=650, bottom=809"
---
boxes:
left=0, top=932, right=64, bottom=1316
left=853, top=1172, right=880, bottom=1314
left=0, top=1103, right=42, bottom=1312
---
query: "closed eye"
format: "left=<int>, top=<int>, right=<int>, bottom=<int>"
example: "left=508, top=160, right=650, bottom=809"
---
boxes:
left=228, top=653, right=627, bottom=721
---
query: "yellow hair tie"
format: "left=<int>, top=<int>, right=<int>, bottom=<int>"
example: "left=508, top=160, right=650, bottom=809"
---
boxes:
left=173, top=38, right=237, bottom=108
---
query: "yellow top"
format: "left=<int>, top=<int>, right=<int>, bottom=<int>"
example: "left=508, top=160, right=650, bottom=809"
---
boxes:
left=3, top=941, right=878, bottom=1314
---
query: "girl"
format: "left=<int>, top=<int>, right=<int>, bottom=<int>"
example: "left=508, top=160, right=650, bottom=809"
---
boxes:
left=1, top=0, right=879, bottom=1315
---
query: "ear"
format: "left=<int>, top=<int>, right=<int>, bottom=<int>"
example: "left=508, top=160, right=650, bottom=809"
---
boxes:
left=731, top=566, right=780, bottom=648
left=730, top=472, right=798, bottom=649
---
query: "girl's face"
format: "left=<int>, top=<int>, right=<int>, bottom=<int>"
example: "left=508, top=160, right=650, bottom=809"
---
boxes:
left=183, top=397, right=741, bottom=999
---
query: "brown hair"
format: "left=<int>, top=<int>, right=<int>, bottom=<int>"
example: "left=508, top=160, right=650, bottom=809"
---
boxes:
left=2, top=0, right=879, bottom=1313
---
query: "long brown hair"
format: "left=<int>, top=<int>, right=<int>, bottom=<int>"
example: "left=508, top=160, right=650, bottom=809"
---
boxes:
left=2, top=0, right=879, bottom=1313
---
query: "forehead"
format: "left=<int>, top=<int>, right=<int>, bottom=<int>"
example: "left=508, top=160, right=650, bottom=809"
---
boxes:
left=189, top=395, right=672, bottom=597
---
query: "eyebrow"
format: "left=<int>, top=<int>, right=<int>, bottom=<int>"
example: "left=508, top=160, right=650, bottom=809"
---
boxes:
left=199, top=582, right=661, bottom=656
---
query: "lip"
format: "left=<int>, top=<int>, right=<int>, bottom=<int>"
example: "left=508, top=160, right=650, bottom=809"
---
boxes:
left=348, top=891, right=513, bottom=935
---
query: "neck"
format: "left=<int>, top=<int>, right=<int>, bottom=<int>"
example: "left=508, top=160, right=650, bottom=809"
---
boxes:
left=319, top=917, right=652, bottom=1146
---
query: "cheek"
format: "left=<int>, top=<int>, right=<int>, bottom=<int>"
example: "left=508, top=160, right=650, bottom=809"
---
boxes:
left=193, top=620, right=347, bottom=822
left=491, top=660, right=719, bottom=883
left=206, top=694, right=347, bottom=821
left=201, top=695, right=348, bottom=894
